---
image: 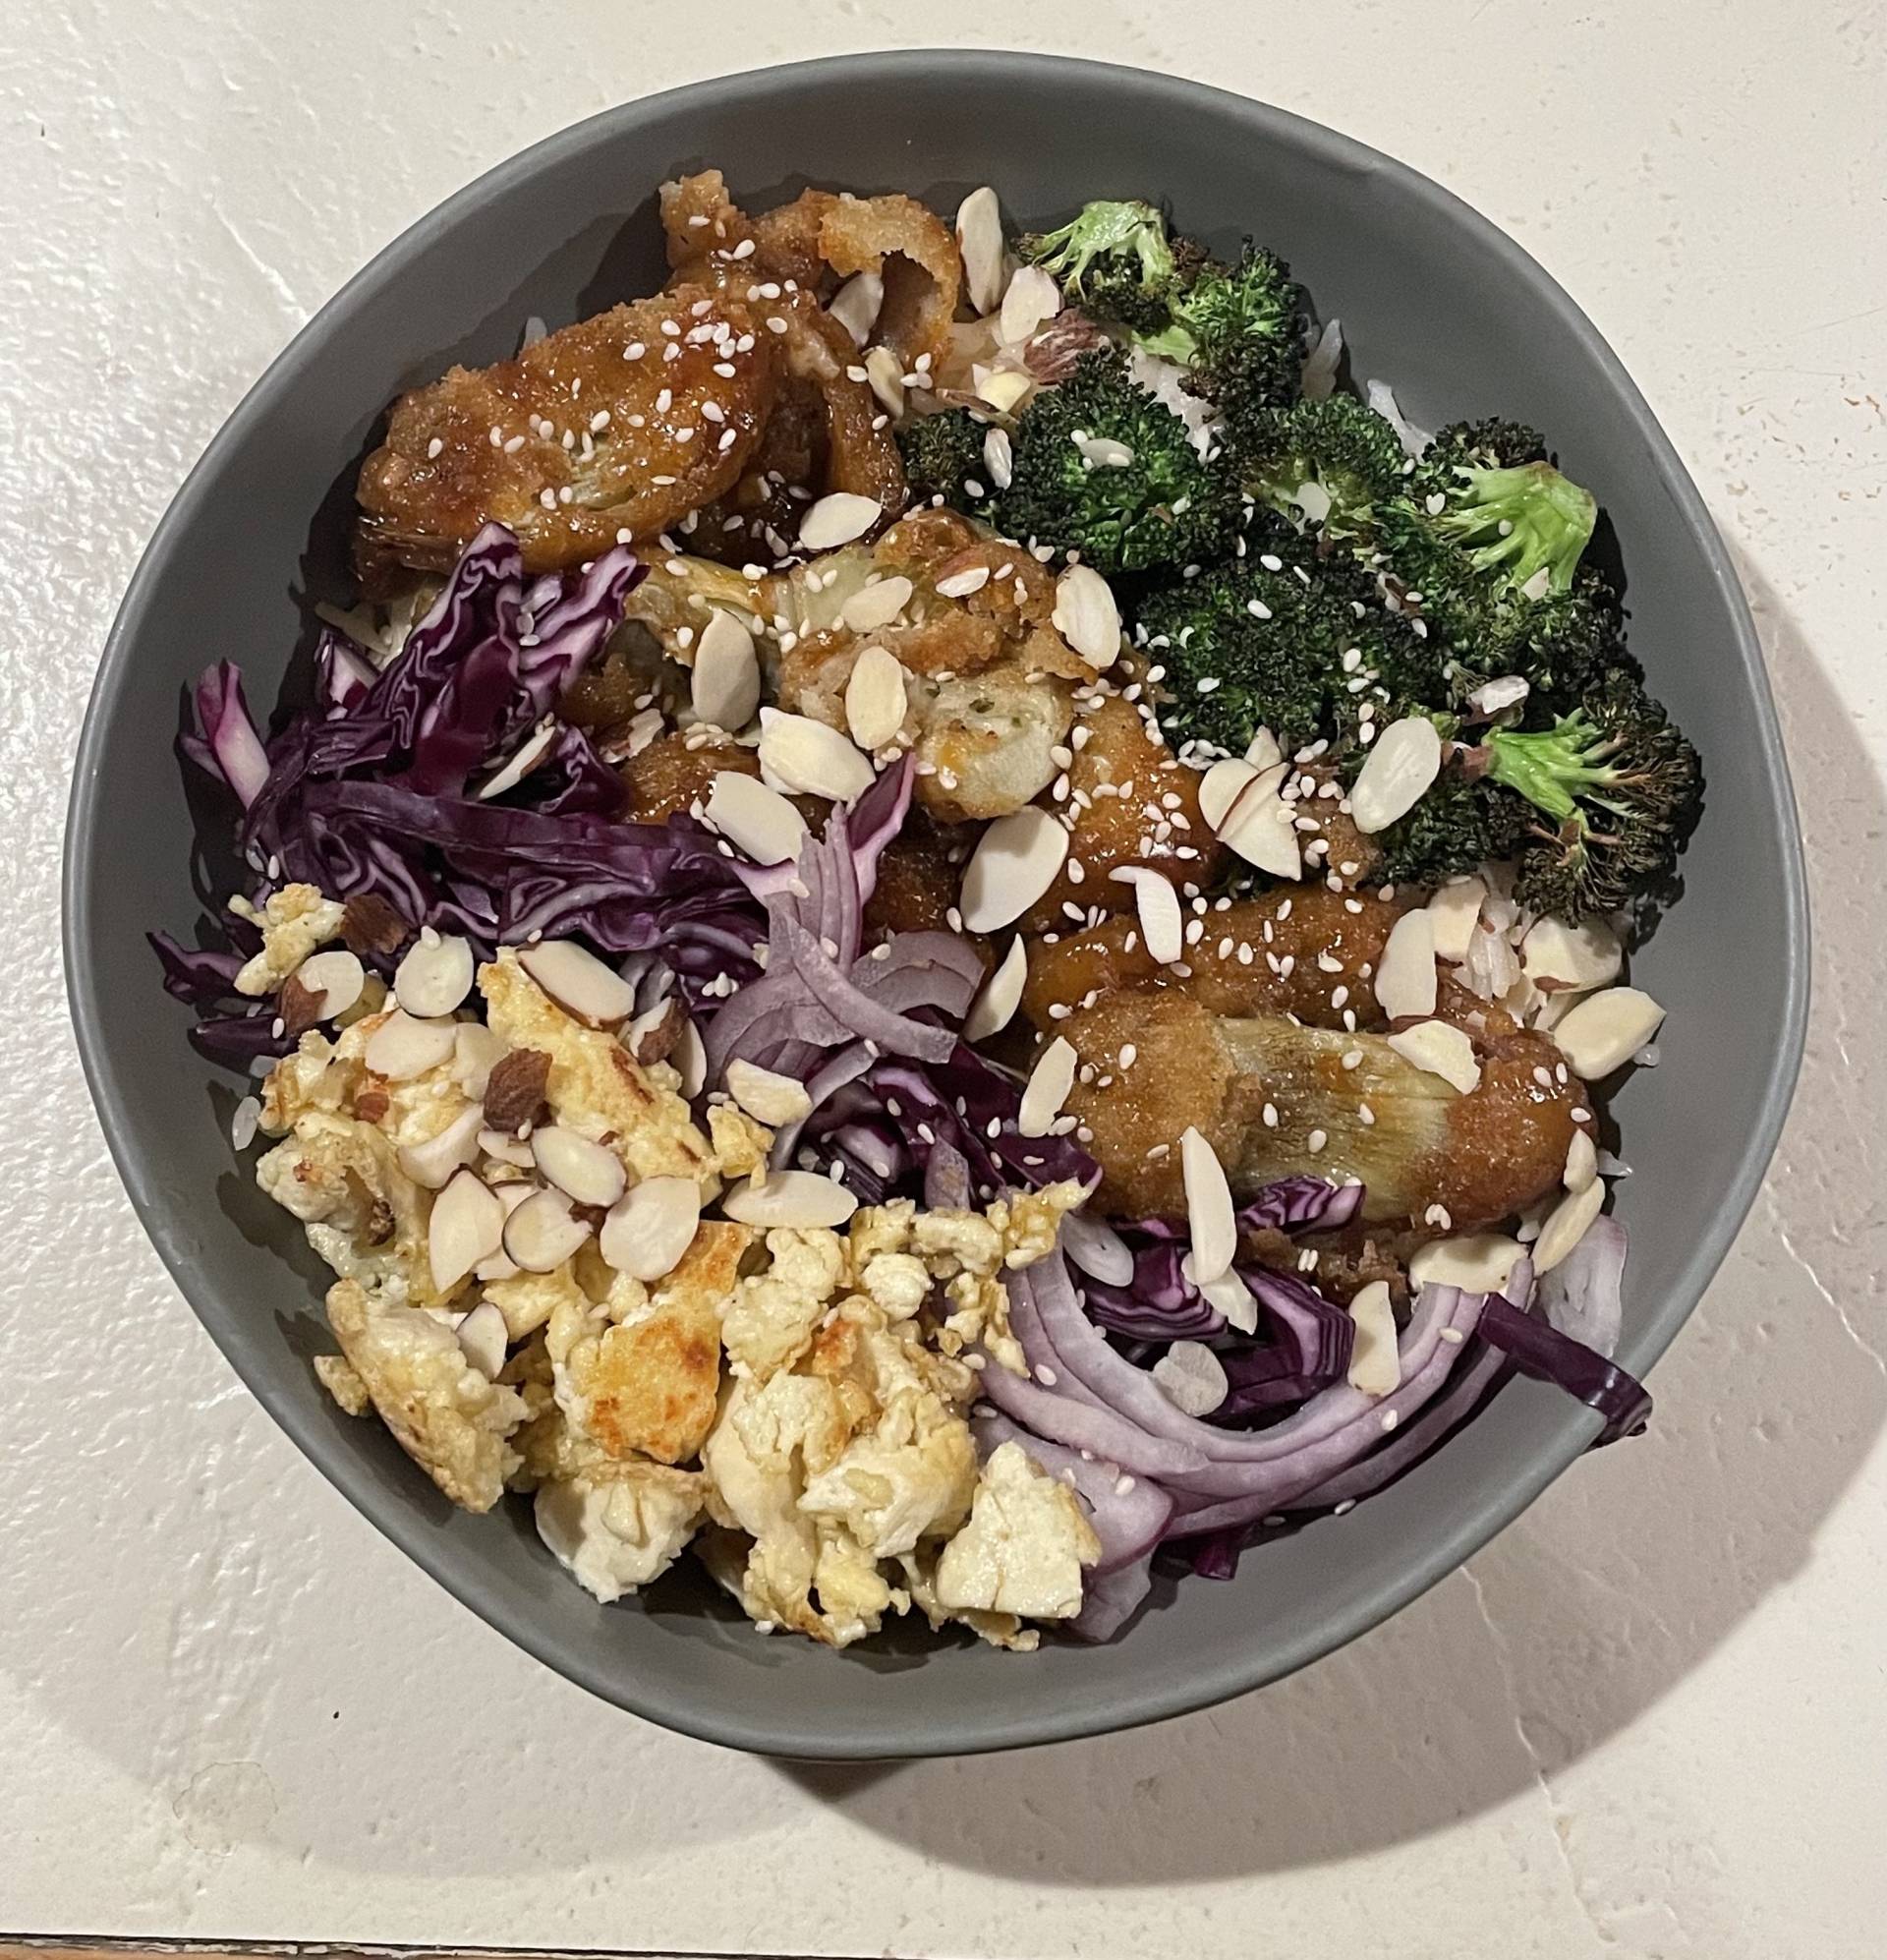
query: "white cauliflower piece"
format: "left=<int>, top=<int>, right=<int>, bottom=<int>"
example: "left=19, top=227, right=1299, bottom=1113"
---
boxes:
left=720, top=1227, right=847, bottom=1379
left=933, top=1441, right=1101, bottom=1620
left=324, top=1278, right=528, bottom=1511
left=232, top=884, right=346, bottom=996
left=534, top=1460, right=707, bottom=1602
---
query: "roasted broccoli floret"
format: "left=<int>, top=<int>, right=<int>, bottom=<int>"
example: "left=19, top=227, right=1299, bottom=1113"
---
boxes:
left=897, top=408, right=993, bottom=510
left=1476, top=668, right=1702, bottom=918
left=1141, top=243, right=1305, bottom=419
left=1136, top=533, right=1447, bottom=757
left=1368, top=763, right=1534, bottom=891
left=1017, top=199, right=1201, bottom=335
left=989, top=348, right=1237, bottom=572
left=1231, top=394, right=1407, bottom=539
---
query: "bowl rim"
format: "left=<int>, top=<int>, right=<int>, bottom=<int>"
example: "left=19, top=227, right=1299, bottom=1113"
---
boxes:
left=63, top=48, right=1810, bottom=1758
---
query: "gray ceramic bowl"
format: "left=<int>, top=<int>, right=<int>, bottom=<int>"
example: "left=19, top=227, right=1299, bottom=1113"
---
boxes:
left=66, top=51, right=1807, bottom=1758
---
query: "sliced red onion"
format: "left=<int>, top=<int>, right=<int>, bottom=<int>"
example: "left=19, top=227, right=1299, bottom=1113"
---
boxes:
left=777, top=917, right=958, bottom=1064
left=977, top=1359, right=1214, bottom=1478
left=1536, top=1215, right=1626, bottom=1358
left=1060, top=1210, right=1135, bottom=1288
left=768, top=1042, right=875, bottom=1166
left=1068, top=1556, right=1155, bottom=1643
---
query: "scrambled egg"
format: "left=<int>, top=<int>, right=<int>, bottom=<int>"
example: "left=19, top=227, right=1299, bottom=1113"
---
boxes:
left=253, top=909, right=1101, bottom=1645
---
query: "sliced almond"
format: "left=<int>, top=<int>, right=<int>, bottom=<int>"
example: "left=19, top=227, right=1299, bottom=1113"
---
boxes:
left=1050, top=563, right=1121, bottom=668
left=1425, top=877, right=1486, bottom=964
left=983, top=426, right=1014, bottom=490
left=844, top=647, right=908, bottom=752
left=1179, top=1126, right=1236, bottom=1284
left=935, top=565, right=992, bottom=599
left=840, top=576, right=913, bottom=634
left=501, top=1188, right=593, bottom=1273
left=1348, top=716, right=1443, bottom=834
left=1532, top=1178, right=1606, bottom=1274
left=1216, top=760, right=1300, bottom=879
left=1244, top=726, right=1284, bottom=771
left=600, top=1176, right=703, bottom=1281
left=1111, top=866, right=1183, bottom=964
left=828, top=269, right=884, bottom=347
left=478, top=717, right=559, bottom=800
left=1409, top=1233, right=1523, bottom=1295
left=725, top=1058, right=812, bottom=1127
left=479, top=1127, right=537, bottom=1169
left=474, top=1181, right=535, bottom=1279
left=452, top=1020, right=507, bottom=1098
left=365, top=1009, right=458, bottom=1081
left=1151, top=1341, right=1229, bottom=1417
left=1018, top=1036, right=1077, bottom=1137
left=758, top=707, right=875, bottom=803
left=397, top=1106, right=486, bottom=1189
left=1387, top=1018, right=1481, bottom=1094
left=690, top=608, right=762, bottom=730
left=294, top=949, right=366, bottom=1019
left=1198, top=757, right=1257, bottom=831
left=1522, top=916, right=1624, bottom=994
left=517, top=940, right=636, bottom=1027
left=798, top=491, right=882, bottom=552
left=1188, top=1260, right=1259, bottom=1335
left=1059, top=1208, right=1134, bottom=1287
left=705, top=771, right=808, bottom=866
left=394, top=929, right=475, bottom=1019
left=1346, top=1280, right=1401, bottom=1396
left=975, top=368, right=1032, bottom=415
left=721, top=1170, right=859, bottom=1229
left=429, top=1168, right=505, bottom=1294
left=1375, top=910, right=1439, bottom=1020
left=454, top=1299, right=509, bottom=1380
left=955, top=186, right=1006, bottom=315
left=862, top=345, right=905, bottom=417
left=959, top=805, right=1069, bottom=932
left=963, top=937, right=1029, bottom=1044
left=1000, top=264, right=1061, bottom=345
left=1564, top=1126, right=1598, bottom=1194
left=1466, top=673, right=1529, bottom=719
left=1551, top=986, right=1665, bottom=1079
left=531, top=1125, right=627, bottom=1208
left=673, top=1018, right=708, bottom=1099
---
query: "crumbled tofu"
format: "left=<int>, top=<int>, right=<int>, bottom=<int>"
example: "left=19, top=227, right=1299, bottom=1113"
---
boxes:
left=534, top=1458, right=708, bottom=1602
left=707, top=1101, right=773, bottom=1179
left=860, top=1251, right=931, bottom=1320
left=324, top=1278, right=528, bottom=1511
left=798, top=1404, right=976, bottom=1557
left=548, top=1223, right=749, bottom=1464
left=720, top=1227, right=847, bottom=1378
left=933, top=1441, right=1100, bottom=1619
left=314, top=1352, right=371, bottom=1416
left=232, top=884, right=347, bottom=996
left=481, top=949, right=718, bottom=1187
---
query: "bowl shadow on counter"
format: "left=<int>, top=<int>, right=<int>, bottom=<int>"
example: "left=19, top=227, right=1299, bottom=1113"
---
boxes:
left=779, top=551, right=1887, bottom=1883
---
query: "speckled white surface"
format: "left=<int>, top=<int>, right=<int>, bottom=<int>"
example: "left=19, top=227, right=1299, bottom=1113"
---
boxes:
left=3, top=5, right=1884, bottom=1956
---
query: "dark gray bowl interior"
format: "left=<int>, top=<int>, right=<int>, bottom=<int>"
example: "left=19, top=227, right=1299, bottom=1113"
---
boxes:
left=65, top=51, right=1806, bottom=1758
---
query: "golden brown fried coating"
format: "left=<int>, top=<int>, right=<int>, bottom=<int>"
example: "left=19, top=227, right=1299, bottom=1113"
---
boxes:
left=1059, top=990, right=1582, bottom=1229
left=1022, top=693, right=1223, bottom=932
left=1022, top=887, right=1409, bottom=1031
left=355, top=291, right=775, bottom=582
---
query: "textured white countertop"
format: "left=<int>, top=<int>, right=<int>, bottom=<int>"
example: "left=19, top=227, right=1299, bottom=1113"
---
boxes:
left=4, top=4, right=1884, bottom=1956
